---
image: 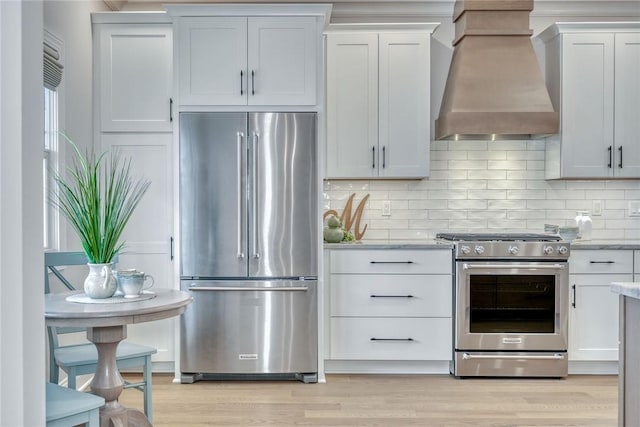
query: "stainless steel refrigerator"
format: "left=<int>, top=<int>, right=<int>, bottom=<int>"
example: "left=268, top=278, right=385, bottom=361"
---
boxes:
left=179, top=112, right=318, bottom=383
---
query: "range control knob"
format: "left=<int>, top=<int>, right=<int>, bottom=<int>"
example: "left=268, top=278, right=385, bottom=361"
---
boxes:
left=543, top=245, right=555, bottom=255
left=460, top=245, right=471, bottom=255
left=508, top=245, right=519, bottom=255
left=475, top=245, right=485, bottom=254
left=557, top=245, right=568, bottom=255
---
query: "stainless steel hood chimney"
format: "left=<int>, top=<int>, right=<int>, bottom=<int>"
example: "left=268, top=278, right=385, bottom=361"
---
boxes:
left=435, top=0, right=559, bottom=140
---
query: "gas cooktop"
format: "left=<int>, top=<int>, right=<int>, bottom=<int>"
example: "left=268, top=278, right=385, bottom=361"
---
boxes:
left=436, top=232, right=562, bottom=242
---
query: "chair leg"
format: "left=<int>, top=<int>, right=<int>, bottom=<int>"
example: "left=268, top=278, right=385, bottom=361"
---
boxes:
left=67, top=368, right=76, bottom=390
left=50, top=360, right=59, bottom=384
left=143, top=355, right=153, bottom=422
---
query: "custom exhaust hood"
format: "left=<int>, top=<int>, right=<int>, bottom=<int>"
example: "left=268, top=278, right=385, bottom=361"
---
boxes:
left=435, top=0, right=559, bottom=140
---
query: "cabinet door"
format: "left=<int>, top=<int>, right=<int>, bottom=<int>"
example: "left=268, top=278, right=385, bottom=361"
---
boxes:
left=100, top=133, right=175, bottom=361
left=614, top=32, right=640, bottom=178
left=247, top=17, right=317, bottom=105
left=561, top=33, right=615, bottom=178
left=326, top=33, right=378, bottom=178
left=378, top=33, right=430, bottom=178
left=569, top=274, right=631, bottom=361
left=178, top=17, right=247, bottom=106
left=97, top=24, right=173, bottom=132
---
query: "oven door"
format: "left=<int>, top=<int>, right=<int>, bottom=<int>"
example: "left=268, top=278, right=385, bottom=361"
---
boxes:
left=455, top=261, right=568, bottom=352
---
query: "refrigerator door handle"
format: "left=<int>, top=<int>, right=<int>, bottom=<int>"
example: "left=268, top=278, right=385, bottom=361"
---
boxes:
left=236, top=132, right=245, bottom=259
left=252, top=131, right=260, bottom=259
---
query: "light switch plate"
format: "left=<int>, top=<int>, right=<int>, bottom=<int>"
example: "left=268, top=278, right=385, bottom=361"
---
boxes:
left=629, top=201, right=640, bottom=217
left=592, top=200, right=602, bottom=216
left=382, top=200, right=391, bottom=216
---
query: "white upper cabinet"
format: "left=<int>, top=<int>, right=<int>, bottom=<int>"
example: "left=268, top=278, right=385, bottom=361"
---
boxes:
left=614, top=32, right=640, bottom=178
left=326, top=24, right=437, bottom=179
left=96, top=23, right=173, bottom=132
left=540, top=23, right=640, bottom=179
left=177, top=16, right=317, bottom=106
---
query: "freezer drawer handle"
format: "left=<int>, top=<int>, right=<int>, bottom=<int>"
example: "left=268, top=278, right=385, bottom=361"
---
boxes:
left=189, top=286, right=309, bottom=292
left=589, top=260, right=614, bottom=264
left=370, top=294, right=414, bottom=298
left=462, top=353, right=565, bottom=360
left=369, top=261, right=414, bottom=264
left=236, top=132, right=245, bottom=259
left=370, top=338, right=414, bottom=342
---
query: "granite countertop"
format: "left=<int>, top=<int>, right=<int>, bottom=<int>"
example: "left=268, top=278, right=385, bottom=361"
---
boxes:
left=324, top=239, right=452, bottom=250
left=569, top=240, right=640, bottom=250
left=611, top=282, right=640, bottom=300
left=324, top=239, right=639, bottom=250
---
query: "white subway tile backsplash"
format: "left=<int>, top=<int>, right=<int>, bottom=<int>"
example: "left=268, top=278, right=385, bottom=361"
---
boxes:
left=468, top=170, right=507, bottom=180
left=449, top=160, right=488, bottom=170
left=488, top=160, right=526, bottom=170
left=323, top=142, right=640, bottom=240
left=488, top=200, right=527, bottom=210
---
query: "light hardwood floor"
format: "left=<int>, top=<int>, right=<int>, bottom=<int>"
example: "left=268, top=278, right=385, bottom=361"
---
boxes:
left=119, top=373, right=617, bottom=427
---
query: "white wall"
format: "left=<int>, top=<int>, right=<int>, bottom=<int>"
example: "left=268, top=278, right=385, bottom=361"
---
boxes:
left=0, top=1, right=45, bottom=425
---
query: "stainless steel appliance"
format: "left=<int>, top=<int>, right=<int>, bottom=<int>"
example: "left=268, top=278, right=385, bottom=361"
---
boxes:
left=437, top=233, right=570, bottom=377
left=179, top=112, right=318, bottom=383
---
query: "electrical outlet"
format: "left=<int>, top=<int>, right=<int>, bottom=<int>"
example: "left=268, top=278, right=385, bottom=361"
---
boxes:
left=382, top=200, right=391, bottom=216
left=629, top=201, right=640, bottom=217
left=592, top=200, right=602, bottom=216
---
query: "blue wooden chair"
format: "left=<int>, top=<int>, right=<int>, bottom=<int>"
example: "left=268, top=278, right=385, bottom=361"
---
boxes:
left=45, top=251, right=157, bottom=421
left=46, top=382, right=104, bottom=427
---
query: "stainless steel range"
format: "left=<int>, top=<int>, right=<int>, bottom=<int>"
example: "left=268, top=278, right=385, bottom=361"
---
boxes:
left=437, top=233, right=570, bottom=378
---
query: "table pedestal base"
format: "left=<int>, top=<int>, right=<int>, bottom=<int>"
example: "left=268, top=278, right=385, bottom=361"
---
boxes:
left=100, top=401, right=151, bottom=427
left=87, top=325, right=152, bottom=427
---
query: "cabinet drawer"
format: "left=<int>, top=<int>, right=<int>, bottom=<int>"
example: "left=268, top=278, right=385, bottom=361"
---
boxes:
left=330, top=317, right=452, bottom=360
left=570, top=250, right=633, bottom=274
left=330, top=274, right=452, bottom=317
left=330, top=249, right=452, bottom=274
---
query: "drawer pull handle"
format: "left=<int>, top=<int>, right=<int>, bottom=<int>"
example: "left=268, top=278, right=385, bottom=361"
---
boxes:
left=370, top=338, right=414, bottom=342
left=369, top=261, right=414, bottom=264
left=589, top=261, right=615, bottom=264
left=370, top=294, right=414, bottom=298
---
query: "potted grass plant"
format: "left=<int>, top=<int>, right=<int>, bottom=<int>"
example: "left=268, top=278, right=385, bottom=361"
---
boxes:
left=50, top=134, right=150, bottom=298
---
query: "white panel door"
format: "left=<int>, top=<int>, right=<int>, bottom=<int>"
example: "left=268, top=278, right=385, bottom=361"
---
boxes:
left=326, top=33, right=378, bottom=178
left=569, top=274, right=631, bottom=361
left=247, top=17, right=316, bottom=105
left=101, top=133, right=175, bottom=362
left=178, top=17, right=247, bottom=106
left=378, top=33, right=430, bottom=178
left=614, top=32, right=640, bottom=178
left=98, top=24, right=173, bottom=132
left=561, top=33, right=615, bottom=178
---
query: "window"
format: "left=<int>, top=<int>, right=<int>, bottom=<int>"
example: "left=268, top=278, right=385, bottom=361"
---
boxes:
left=43, top=87, right=59, bottom=250
left=43, top=30, right=63, bottom=251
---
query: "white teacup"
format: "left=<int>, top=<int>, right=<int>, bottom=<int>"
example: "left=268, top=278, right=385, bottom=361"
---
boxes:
left=115, top=269, right=154, bottom=298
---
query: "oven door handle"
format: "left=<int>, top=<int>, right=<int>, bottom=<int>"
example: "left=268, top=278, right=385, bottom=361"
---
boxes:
left=462, top=353, right=566, bottom=360
left=462, top=263, right=565, bottom=270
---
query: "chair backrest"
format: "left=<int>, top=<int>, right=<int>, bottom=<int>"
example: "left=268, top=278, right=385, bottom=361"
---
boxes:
left=44, top=252, right=119, bottom=349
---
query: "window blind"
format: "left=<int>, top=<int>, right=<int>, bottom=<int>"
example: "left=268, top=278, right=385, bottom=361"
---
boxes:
left=43, top=41, right=63, bottom=90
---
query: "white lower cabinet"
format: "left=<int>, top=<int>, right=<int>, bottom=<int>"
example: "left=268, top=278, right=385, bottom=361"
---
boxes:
left=326, top=248, right=453, bottom=372
left=331, top=318, right=452, bottom=360
left=569, top=250, right=633, bottom=363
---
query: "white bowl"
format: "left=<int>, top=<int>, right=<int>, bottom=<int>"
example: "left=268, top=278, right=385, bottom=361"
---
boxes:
left=558, top=226, right=579, bottom=241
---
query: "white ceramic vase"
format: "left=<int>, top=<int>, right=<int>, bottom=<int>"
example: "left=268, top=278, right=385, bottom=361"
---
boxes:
left=84, top=263, right=117, bottom=299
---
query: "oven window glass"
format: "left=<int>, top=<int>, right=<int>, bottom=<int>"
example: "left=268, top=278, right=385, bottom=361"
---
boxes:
left=469, top=274, right=555, bottom=333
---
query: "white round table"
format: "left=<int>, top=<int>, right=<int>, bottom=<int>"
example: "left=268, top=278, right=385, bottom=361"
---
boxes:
left=45, top=289, right=192, bottom=427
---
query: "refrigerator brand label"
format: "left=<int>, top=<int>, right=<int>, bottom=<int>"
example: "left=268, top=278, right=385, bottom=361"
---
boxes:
left=239, top=354, right=258, bottom=360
